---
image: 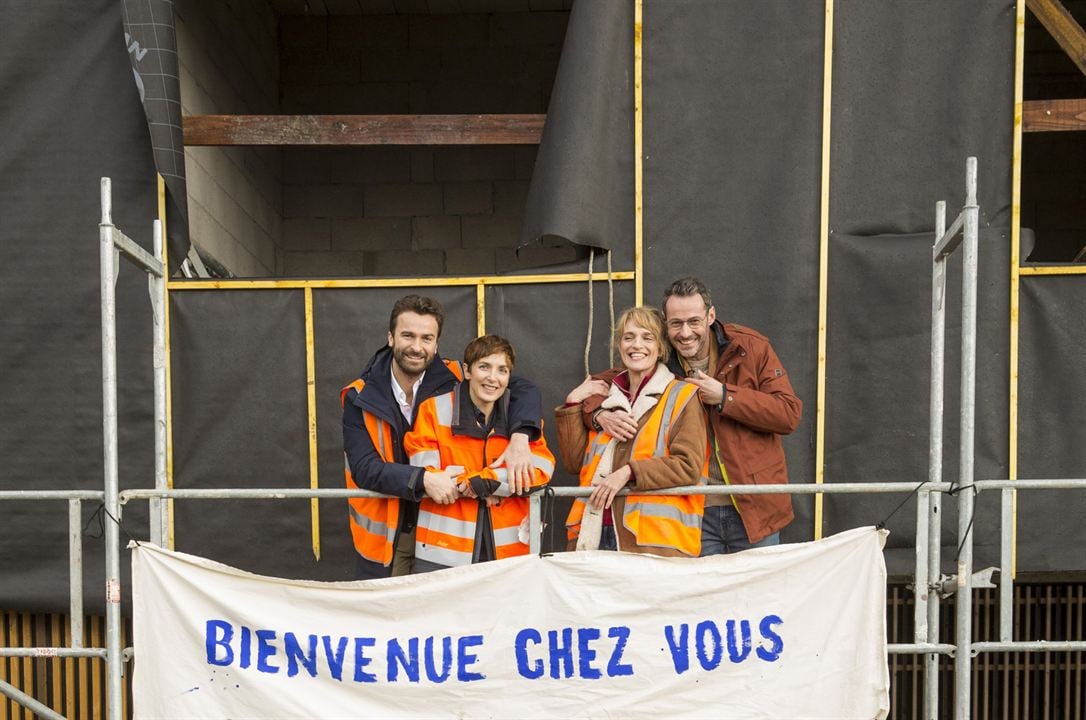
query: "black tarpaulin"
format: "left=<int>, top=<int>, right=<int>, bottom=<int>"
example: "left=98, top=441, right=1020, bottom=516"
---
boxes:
left=1016, top=275, right=1086, bottom=571
left=641, top=0, right=826, bottom=543
left=520, top=0, right=633, bottom=258
left=169, top=291, right=311, bottom=577
left=122, top=0, right=190, bottom=272
left=824, top=229, right=1011, bottom=573
left=825, top=0, right=1016, bottom=573
left=0, top=0, right=158, bottom=612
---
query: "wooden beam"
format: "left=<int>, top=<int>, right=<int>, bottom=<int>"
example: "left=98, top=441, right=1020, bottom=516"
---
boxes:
left=182, top=114, right=545, bottom=146
left=1022, top=98, right=1086, bottom=131
left=1026, top=0, right=1086, bottom=77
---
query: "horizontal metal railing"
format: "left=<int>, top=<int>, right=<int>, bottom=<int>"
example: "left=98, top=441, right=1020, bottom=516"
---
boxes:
left=6, top=478, right=1086, bottom=719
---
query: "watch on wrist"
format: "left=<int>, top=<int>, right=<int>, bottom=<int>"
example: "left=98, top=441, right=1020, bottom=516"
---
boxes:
left=591, top=410, right=604, bottom=431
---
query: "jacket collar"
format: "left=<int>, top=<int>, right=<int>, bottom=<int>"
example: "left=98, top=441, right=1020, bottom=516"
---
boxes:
left=601, top=363, right=675, bottom=420
left=355, top=346, right=460, bottom=424
left=450, top=380, right=511, bottom=439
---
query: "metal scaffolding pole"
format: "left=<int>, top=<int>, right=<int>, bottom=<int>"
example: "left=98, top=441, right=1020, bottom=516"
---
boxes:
left=99, top=178, right=125, bottom=720
left=921, top=198, right=948, bottom=720
left=150, top=219, right=168, bottom=546
left=953, top=157, right=980, bottom=720
left=98, top=177, right=166, bottom=720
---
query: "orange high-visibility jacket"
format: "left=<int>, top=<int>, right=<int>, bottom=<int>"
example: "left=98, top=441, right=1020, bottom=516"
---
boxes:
left=404, top=382, right=554, bottom=568
left=566, top=379, right=708, bottom=556
left=340, top=358, right=465, bottom=568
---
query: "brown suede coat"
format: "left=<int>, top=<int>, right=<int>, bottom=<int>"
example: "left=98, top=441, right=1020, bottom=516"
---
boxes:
left=584, top=322, right=801, bottom=544
left=556, top=373, right=707, bottom=557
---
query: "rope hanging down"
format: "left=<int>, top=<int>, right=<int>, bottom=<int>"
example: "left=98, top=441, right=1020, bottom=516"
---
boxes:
left=584, top=249, right=595, bottom=376
left=583, top=248, right=617, bottom=376
left=606, top=250, right=615, bottom=367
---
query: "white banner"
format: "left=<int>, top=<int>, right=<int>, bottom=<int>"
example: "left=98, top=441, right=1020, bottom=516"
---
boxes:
left=132, top=527, right=889, bottom=719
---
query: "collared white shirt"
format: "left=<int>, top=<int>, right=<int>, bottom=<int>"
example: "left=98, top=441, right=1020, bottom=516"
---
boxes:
left=391, top=366, right=424, bottom=423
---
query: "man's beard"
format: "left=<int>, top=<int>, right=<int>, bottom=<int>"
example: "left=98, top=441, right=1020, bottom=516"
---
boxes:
left=393, top=347, right=432, bottom=376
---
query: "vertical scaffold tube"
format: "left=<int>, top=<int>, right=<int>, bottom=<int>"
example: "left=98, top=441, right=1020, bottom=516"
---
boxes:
left=528, top=493, right=542, bottom=556
left=1000, top=488, right=1014, bottom=641
left=99, top=178, right=124, bottom=720
left=151, top=219, right=168, bottom=545
left=69, top=498, right=84, bottom=649
left=953, top=157, right=979, bottom=720
left=923, top=199, right=948, bottom=719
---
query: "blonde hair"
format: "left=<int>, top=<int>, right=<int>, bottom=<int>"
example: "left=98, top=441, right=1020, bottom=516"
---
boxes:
left=613, top=306, right=671, bottom=364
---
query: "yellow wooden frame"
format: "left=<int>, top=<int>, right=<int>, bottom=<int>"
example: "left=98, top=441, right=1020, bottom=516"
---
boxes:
left=814, top=0, right=835, bottom=540
left=1010, top=0, right=1026, bottom=578
left=164, top=271, right=637, bottom=552
left=157, top=175, right=176, bottom=550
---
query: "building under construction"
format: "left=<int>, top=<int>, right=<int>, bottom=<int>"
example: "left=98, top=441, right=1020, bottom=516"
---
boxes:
left=1, top=0, right=1085, bottom=717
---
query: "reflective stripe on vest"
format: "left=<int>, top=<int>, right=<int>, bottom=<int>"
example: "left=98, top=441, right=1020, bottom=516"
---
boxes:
left=342, top=377, right=400, bottom=567
left=532, top=453, right=556, bottom=477
left=566, top=379, right=707, bottom=556
left=416, top=543, right=467, bottom=568
left=582, top=434, right=608, bottom=466
left=434, top=392, right=454, bottom=427
left=409, top=449, right=441, bottom=469
left=417, top=501, right=530, bottom=567
left=418, top=507, right=475, bottom=541
left=417, top=506, right=475, bottom=567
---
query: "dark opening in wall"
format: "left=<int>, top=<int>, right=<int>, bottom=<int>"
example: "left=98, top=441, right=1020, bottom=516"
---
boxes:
left=179, top=0, right=577, bottom=278
left=1021, top=0, right=1086, bottom=263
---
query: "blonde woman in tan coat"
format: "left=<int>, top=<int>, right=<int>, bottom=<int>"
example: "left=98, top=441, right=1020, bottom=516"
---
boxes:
left=556, top=306, right=708, bottom=557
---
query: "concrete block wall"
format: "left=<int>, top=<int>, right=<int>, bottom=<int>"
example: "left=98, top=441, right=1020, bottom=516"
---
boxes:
left=177, top=0, right=284, bottom=276
left=279, top=11, right=577, bottom=277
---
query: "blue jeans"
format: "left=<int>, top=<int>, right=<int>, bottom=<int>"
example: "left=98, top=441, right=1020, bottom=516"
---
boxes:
left=699, top=504, right=780, bottom=556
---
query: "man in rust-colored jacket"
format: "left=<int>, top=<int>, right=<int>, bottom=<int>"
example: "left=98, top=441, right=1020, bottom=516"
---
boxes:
left=586, top=277, right=802, bottom=553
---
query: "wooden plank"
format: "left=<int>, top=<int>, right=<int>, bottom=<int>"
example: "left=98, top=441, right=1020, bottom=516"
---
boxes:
left=183, top=114, right=546, bottom=146
left=1, top=612, right=9, bottom=720
left=1023, top=98, right=1086, bottom=131
left=1027, top=0, right=1086, bottom=77
left=90, top=619, right=101, bottom=720
left=64, top=622, right=74, bottom=720
left=77, top=618, right=87, bottom=720
left=32, top=616, right=46, bottom=718
left=49, top=615, right=60, bottom=714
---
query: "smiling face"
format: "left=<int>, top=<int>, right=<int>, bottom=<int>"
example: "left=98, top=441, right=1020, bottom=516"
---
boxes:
left=387, top=311, right=439, bottom=379
left=619, top=318, right=662, bottom=376
left=466, top=351, right=512, bottom=411
left=664, top=293, right=716, bottom=361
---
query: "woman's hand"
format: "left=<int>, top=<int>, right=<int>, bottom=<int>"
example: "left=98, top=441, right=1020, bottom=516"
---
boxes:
left=565, top=376, right=610, bottom=405
left=589, top=465, right=632, bottom=510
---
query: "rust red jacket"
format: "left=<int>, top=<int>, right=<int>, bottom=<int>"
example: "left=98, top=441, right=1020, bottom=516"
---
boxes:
left=584, top=322, right=801, bottom=543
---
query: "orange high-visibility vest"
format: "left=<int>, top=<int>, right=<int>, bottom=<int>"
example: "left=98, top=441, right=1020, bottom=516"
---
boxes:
left=340, top=360, right=464, bottom=567
left=404, top=384, right=554, bottom=568
left=567, top=379, right=708, bottom=556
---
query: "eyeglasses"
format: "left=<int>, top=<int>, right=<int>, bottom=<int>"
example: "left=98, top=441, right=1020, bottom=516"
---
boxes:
left=666, top=315, right=707, bottom=332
